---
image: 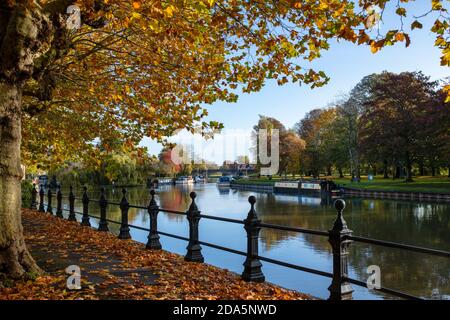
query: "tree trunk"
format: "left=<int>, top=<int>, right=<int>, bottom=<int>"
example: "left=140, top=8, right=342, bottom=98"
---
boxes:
left=418, top=161, right=424, bottom=176
left=404, top=152, right=413, bottom=182
left=394, top=163, right=401, bottom=179
left=383, top=160, right=389, bottom=179
left=338, top=168, right=344, bottom=178
left=0, top=82, right=41, bottom=279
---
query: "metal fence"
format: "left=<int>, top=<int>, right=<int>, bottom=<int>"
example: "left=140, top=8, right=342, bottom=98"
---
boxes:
left=30, top=184, right=450, bottom=300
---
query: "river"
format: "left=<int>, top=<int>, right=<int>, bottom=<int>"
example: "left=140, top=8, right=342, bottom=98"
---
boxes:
left=60, top=183, right=450, bottom=300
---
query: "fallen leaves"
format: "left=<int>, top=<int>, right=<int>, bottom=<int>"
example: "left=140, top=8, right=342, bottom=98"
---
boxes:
left=0, top=209, right=311, bottom=300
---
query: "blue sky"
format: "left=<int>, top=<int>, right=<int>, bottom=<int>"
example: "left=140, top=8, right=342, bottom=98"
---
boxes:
left=142, top=3, right=449, bottom=163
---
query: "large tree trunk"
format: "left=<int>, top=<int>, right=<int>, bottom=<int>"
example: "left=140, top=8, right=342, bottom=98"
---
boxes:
left=0, top=82, right=41, bottom=278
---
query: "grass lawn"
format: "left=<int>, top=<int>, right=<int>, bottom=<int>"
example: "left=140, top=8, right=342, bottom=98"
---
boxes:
left=333, top=176, right=450, bottom=194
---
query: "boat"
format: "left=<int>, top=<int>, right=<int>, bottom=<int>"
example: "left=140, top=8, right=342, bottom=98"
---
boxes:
left=175, top=176, right=194, bottom=184
left=274, top=181, right=300, bottom=194
left=217, top=176, right=233, bottom=186
left=194, top=175, right=206, bottom=183
left=299, top=180, right=322, bottom=194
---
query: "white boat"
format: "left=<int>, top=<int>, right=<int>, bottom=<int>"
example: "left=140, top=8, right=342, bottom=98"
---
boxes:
left=175, top=176, right=194, bottom=184
left=217, top=176, right=233, bottom=186
left=194, top=175, right=206, bottom=183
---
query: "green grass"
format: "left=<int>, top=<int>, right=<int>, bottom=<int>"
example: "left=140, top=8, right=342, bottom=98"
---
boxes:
left=333, top=176, right=450, bottom=194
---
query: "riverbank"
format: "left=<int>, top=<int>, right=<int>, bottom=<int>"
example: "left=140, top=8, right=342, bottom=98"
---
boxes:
left=231, top=176, right=450, bottom=197
left=0, top=209, right=309, bottom=300
left=334, top=176, right=450, bottom=194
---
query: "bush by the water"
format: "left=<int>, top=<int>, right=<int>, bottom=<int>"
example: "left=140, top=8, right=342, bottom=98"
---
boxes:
left=21, top=180, right=33, bottom=208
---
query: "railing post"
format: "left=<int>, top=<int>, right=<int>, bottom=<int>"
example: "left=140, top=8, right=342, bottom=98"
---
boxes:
left=241, top=196, right=265, bottom=282
left=328, top=199, right=353, bottom=300
left=118, top=188, right=131, bottom=239
left=185, top=192, right=204, bottom=262
left=56, top=184, right=63, bottom=218
left=30, top=183, right=37, bottom=210
left=68, top=186, right=77, bottom=221
left=46, top=187, right=53, bottom=214
left=146, top=189, right=161, bottom=249
left=98, top=188, right=109, bottom=232
left=38, top=185, right=45, bottom=212
left=81, top=186, right=91, bottom=226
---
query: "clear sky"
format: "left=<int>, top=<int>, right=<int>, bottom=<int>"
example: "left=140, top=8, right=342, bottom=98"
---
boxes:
left=142, top=2, right=449, bottom=164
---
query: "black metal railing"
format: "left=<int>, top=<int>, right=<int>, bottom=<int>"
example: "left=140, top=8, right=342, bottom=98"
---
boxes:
left=30, top=183, right=450, bottom=300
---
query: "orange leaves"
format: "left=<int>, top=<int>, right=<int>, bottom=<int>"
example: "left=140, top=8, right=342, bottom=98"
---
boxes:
left=395, top=32, right=405, bottom=42
left=132, top=1, right=141, bottom=10
left=370, top=40, right=382, bottom=54
left=163, top=5, right=176, bottom=18
left=0, top=209, right=310, bottom=300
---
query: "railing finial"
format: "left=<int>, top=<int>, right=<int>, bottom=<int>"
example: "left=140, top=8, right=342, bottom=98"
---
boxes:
left=247, top=195, right=257, bottom=219
left=242, top=195, right=265, bottom=282
left=328, top=198, right=353, bottom=300
left=149, top=189, right=157, bottom=207
left=185, top=191, right=204, bottom=262
left=146, top=189, right=161, bottom=250
left=118, top=188, right=131, bottom=239
left=188, top=191, right=198, bottom=211
left=332, top=199, right=348, bottom=231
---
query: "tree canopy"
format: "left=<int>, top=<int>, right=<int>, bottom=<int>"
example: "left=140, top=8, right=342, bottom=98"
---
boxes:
left=5, top=0, right=447, bottom=168
left=0, top=0, right=449, bottom=279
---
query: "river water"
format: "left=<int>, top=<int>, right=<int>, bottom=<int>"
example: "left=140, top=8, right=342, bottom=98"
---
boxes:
left=60, top=183, right=450, bottom=300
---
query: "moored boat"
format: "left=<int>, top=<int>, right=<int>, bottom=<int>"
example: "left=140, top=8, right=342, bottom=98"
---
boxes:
left=175, top=176, right=194, bottom=184
left=217, top=176, right=233, bottom=186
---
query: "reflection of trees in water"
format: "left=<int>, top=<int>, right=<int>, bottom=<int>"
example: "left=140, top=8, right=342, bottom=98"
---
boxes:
left=346, top=199, right=450, bottom=250
left=156, top=187, right=191, bottom=223
left=349, top=243, right=450, bottom=299
left=252, top=194, right=450, bottom=298
left=255, top=194, right=335, bottom=250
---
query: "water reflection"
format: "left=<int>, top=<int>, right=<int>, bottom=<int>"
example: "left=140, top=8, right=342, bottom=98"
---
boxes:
left=61, top=184, right=450, bottom=300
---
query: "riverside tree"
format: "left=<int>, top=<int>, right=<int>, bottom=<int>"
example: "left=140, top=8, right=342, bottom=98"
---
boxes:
left=0, top=0, right=448, bottom=279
